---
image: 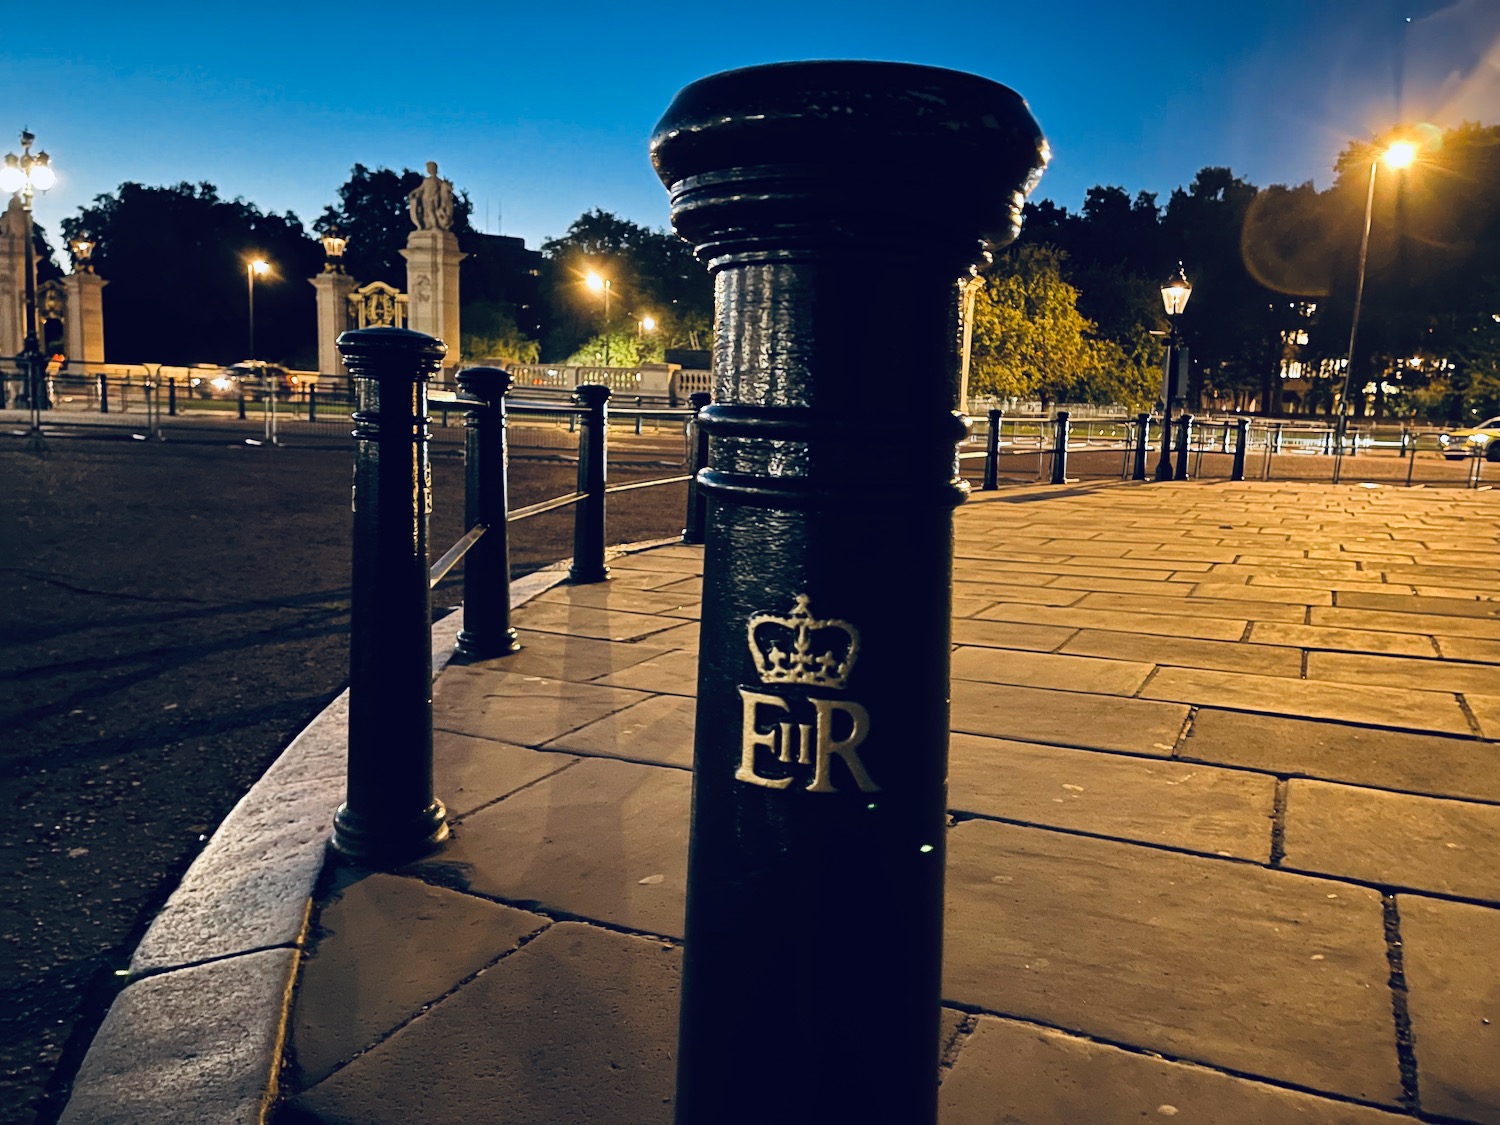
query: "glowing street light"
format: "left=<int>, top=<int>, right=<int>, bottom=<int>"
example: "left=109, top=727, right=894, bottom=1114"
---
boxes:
left=638, top=314, right=657, bottom=337
left=1336, top=138, right=1418, bottom=461
left=1, top=129, right=57, bottom=421
left=247, top=257, right=270, bottom=359
left=1154, top=263, right=1192, bottom=482
left=585, top=269, right=613, bottom=364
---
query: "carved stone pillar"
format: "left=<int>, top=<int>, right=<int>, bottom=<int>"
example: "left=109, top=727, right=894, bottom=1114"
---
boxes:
left=400, top=230, right=465, bottom=368
left=310, top=270, right=358, bottom=376
left=62, top=271, right=106, bottom=364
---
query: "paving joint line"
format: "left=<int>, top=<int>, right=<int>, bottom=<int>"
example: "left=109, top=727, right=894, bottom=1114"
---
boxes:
left=1269, top=779, right=1289, bottom=867
left=443, top=754, right=586, bottom=827
left=1381, top=895, right=1422, bottom=1113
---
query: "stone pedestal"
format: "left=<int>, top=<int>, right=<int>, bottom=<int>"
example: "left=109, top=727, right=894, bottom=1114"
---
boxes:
left=400, top=230, right=465, bottom=366
left=310, top=271, right=358, bottom=377
left=62, top=272, right=107, bottom=363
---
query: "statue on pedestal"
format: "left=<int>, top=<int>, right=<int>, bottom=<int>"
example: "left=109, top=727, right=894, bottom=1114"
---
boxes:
left=407, top=162, right=454, bottom=232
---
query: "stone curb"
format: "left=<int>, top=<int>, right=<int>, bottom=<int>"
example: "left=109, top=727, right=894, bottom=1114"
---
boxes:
left=58, top=539, right=683, bottom=1125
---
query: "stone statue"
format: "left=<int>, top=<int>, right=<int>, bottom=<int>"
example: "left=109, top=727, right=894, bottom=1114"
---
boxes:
left=407, top=161, right=454, bottom=231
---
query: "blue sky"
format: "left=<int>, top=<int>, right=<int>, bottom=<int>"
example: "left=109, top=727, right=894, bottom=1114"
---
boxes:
left=7, top=0, right=1498, bottom=254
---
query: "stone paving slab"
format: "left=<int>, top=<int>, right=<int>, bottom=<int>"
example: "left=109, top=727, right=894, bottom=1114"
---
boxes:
left=506, top=599, right=689, bottom=641
left=975, top=601, right=1248, bottom=641
left=1141, top=666, right=1473, bottom=735
left=1073, top=590, right=1309, bottom=623
left=286, top=922, right=680, bottom=1125
left=411, top=756, right=690, bottom=939
left=1398, top=895, right=1500, bottom=1124
left=950, top=680, right=1189, bottom=755
left=531, top=582, right=700, bottom=619
left=943, top=819, right=1403, bottom=1105
left=950, top=645, right=1154, bottom=696
left=60, top=948, right=297, bottom=1125
left=1336, top=591, right=1500, bottom=620
left=1312, top=606, right=1500, bottom=641
left=456, top=629, right=675, bottom=682
left=591, top=647, right=702, bottom=696
left=1183, top=709, right=1500, bottom=803
left=1248, top=621, right=1439, bottom=657
left=948, top=734, right=1274, bottom=860
left=288, top=873, right=548, bottom=1088
left=938, top=1015, right=1409, bottom=1125
left=542, top=693, right=696, bottom=769
left=1060, top=627, right=1303, bottom=676
left=948, top=618, right=1078, bottom=652
left=432, top=669, right=650, bottom=748
left=1306, top=651, right=1500, bottom=695
left=433, top=730, right=577, bottom=818
left=1466, top=692, right=1500, bottom=740
left=1282, top=780, right=1500, bottom=901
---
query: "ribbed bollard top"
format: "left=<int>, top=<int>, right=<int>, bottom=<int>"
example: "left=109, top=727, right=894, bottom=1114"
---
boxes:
left=337, top=326, right=447, bottom=376
left=650, top=60, right=1049, bottom=269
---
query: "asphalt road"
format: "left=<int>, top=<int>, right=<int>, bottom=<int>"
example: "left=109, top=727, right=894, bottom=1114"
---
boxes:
left=0, top=432, right=687, bottom=1125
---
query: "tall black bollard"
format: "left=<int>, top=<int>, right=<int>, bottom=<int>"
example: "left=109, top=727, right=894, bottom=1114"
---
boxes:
left=1050, top=409, right=1071, bottom=484
left=983, top=407, right=1002, bottom=490
left=98, top=374, right=109, bottom=415
left=1133, top=411, right=1150, bottom=480
left=569, top=383, right=611, bottom=583
left=653, top=61, right=1047, bottom=1125
left=167, top=378, right=177, bottom=416
left=1232, top=417, right=1251, bottom=481
left=309, top=385, right=319, bottom=424
left=456, top=366, right=520, bottom=658
left=1176, top=412, right=1194, bottom=481
left=331, top=326, right=449, bottom=866
left=682, top=391, right=712, bottom=544
left=237, top=388, right=247, bottom=420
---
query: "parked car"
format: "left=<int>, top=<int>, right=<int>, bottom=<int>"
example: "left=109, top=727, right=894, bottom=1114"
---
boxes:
left=1438, top=416, right=1500, bottom=461
left=192, top=362, right=296, bottom=402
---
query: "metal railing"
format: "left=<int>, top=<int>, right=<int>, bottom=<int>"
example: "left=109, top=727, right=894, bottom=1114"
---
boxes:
left=960, top=410, right=1492, bottom=490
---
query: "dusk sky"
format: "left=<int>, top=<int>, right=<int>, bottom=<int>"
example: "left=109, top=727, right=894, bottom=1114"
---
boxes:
left=7, top=0, right=1498, bottom=258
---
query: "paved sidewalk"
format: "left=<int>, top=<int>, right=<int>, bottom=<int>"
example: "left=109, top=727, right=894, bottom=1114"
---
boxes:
left=65, top=481, right=1500, bottom=1124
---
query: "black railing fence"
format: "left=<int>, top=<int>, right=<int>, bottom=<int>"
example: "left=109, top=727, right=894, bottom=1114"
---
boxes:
left=330, top=328, right=703, bottom=865
left=959, top=411, right=1493, bottom=490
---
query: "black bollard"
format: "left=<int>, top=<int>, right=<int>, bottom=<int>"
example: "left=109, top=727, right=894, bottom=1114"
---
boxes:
left=1176, top=412, right=1194, bottom=480
left=653, top=61, right=1047, bottom=1125
left=456, top=366, right=520, bottom=659
left=331, top=326, right=449, bottom=866
left=167, top=378, right=177, bottom=416
left=237, top=388, right=247, bottom=420
left=1232, top=417, right=1251, bottom=481
left=568, top=383, right=611, bottom=583
left=682, top=391, right=712, bottom=544
left=1133, top=411, right=1150, bottom=480
left=1050, top=409, right=1071, bottom=484
left=98, top=374, right=109, bottom=415
left=983, top=407, right=1002, bottom=490
left=309, top=385, right=318, bottom=423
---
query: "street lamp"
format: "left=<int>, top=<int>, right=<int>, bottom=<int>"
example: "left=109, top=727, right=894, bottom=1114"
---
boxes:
left=246, top=257, right=270, bottom=358
left=1, top=129, right=57, bottom=421
left=585, top=269, right=612, bottom=365
left=1154, top=263, right=1192, bottom=481
left=320, top=227, right=347, bottom=273
left=1337, top=139, right=1417, bottom=445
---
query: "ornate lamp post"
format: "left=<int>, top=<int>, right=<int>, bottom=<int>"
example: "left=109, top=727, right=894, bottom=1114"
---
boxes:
left=585, top=269, right=612, bottom=364
left=1154, top=263, right=1192, bottom=481
left=1, top=129, right=56, bottom=422
left=1336, top=139, right=1416, bottom=453
left=246, top=257, right=269, bottom=358
left=320, top=227, right=347, bottom=272
left=69, top=234, right=95, bottom=272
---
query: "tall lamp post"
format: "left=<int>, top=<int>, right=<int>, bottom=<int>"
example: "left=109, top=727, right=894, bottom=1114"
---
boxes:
left=1154, top=263, right=1192, bottom=481
left=1336, top=139, right=1416, bottom=453
left=585, top=269, right=612, bottom=365
left=1, top=129, right=57, bottom=423
left=246, top=257, right=269, bottom=358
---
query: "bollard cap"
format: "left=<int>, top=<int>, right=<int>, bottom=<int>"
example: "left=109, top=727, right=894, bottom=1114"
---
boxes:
left=573, top=383, right=612, bottom=405
left=456, top=365, right=514, bottom=399
left=651, top=60, right=1048, bottom=270
left=338, top=326, right=446, bottom=379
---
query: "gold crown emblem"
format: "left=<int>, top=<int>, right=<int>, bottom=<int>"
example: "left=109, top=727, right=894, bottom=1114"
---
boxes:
left=746, top=594, right=860, bottom=690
